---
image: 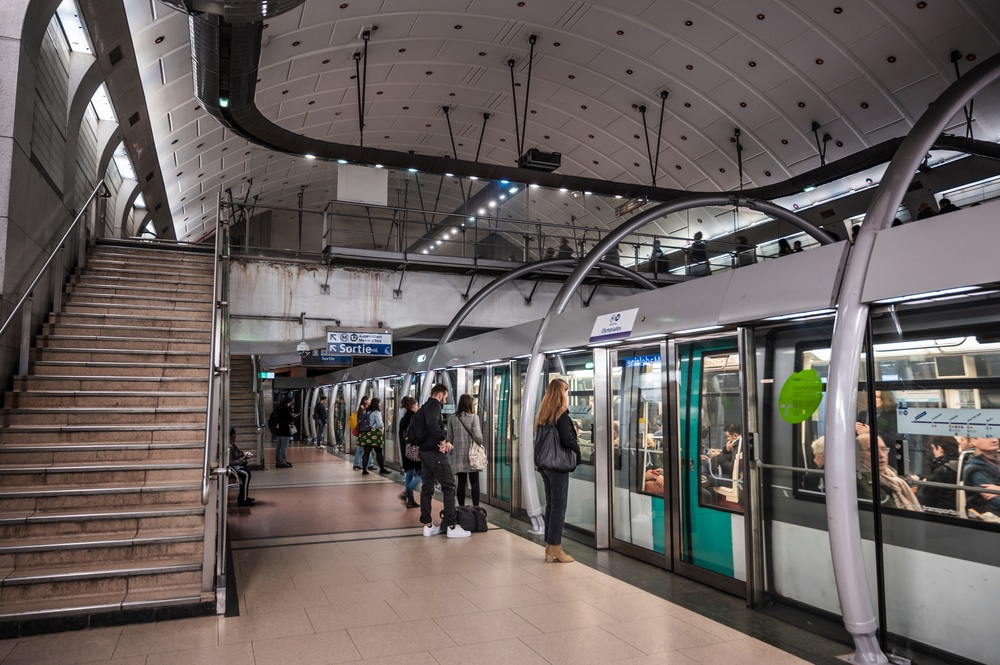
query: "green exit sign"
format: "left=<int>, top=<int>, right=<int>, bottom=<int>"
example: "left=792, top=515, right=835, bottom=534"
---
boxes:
left=258, top=371, right=275, bottom=379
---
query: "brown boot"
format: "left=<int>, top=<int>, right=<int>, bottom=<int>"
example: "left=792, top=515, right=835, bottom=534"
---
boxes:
left=544, top=544, right=555, bottom=562
left=549, top=544, right=575, bottom=563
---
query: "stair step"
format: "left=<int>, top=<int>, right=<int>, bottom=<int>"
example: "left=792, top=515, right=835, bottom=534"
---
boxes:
left=0, top=585, right=212, bottom=622
left=13, top=375, right=208, bottom=392
left=65, top=293, right=212, bottom=309
left=80, top=267, right=213, bottom=283
left=0, top=425, right=204, bottom=444
left=0, top=530, right=204, bottom=567
left=0, top=482, right=200, bottom=511
left=84, top=259, right=214, bottom=275
left=0, top=506, right=205, bottom=540
left=68, top=276, right=214, bottom=292
left=59, top=302, right=212, bottom=317
left=31, top=348, right=208, bottom=364
left=42, top=323, right=211, bottom=340
left=0, top=462, right=202, bottom=489
left=1, top=408, right=205, bottom=426
left=0, top=560, right=203, bottom=605
left=48, top=312, right=213, bottom=330
left=0, top=442, right=202, bottom=464
left=30, top=361, right=205, bottom=378
left=4, top=391, right=206, bottom=408
left=35, top=335, right=210, bottom=352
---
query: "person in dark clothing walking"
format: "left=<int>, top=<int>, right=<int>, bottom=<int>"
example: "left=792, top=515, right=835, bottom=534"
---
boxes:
left=414, top=384, right=471, bottom=538
left=273, top=396, right=294, bottom=468
left=313, top=395, right=328, bottom=447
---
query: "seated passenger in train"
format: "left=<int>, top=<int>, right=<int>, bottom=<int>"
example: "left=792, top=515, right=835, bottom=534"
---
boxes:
left=801, top=437, right=825, bottom=493
left=916, top=435, right=961, bottom=513
left=856, top=433, right=922, bottom=512
left=961, top=436, right=1000, bottom=520
left=643, top=468, right=664, bottom=494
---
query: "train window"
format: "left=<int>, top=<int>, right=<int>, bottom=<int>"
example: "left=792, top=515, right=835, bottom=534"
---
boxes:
left=610, top=347, right=663, bottom=496
left=697, top=352, right=743, bottom=513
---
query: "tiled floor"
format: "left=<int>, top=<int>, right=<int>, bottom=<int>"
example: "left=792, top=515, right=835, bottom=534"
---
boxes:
left=0, top=441, right=847, bottom=664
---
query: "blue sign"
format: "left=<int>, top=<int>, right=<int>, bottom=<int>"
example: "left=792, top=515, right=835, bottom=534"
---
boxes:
left=301, top=350, right=353, bottom=367
left=623, top=354, right=661, bottom=368
left=327, top=342, right=393, bottom=356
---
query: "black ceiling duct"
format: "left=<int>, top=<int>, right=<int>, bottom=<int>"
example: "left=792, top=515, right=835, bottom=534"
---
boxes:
left=183, top=10, right=1000, bottom=206
left=160, top=0, right=307, bottom=24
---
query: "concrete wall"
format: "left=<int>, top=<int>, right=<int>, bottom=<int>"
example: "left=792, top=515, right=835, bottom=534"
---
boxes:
left=229, top=259, right=645, bottom=350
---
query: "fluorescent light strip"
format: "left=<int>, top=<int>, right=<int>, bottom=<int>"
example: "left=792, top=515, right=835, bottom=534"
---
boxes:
left=542, top=348, right=571, bottom=354
left=764, top=308, right=837, bottom=321
left=672, top=325, right=724, bottom=335
left=587, top=340, right=623, bottom=348
left=628, top=333, right=667, bottom=342
left=873, top=286, right=980, bottom=305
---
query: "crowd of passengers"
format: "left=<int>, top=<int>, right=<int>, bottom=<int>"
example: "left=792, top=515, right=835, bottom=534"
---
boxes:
left=802, top=426, right=1000, bottom=523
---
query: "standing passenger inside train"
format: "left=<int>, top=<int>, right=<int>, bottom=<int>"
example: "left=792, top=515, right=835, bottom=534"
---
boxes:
left=447, top=394, right=485, bottom=507
left=856, top=433, right=922, bottom=511
left=962, top=436, right=1000, bottom=520
left=398, top=396, right=421, bottom=508
left=535, top=378, right=581, bottom=563
left=916, top=435, right=961, bottom=512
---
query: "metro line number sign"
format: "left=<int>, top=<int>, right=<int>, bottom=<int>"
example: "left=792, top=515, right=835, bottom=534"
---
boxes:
left=326, top=330, right=393, bottom=357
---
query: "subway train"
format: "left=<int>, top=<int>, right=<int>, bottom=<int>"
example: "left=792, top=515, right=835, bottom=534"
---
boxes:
left=303, top=199, right=999, bottom=665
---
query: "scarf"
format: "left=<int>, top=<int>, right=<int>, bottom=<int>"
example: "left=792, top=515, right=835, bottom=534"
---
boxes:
left=880, top=467, right=922, bottom=512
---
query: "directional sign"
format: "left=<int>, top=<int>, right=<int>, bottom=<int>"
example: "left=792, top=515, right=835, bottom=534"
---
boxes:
left=301, top=350, right=353, bottom=367
left=326, top=330, right=393, bottom=357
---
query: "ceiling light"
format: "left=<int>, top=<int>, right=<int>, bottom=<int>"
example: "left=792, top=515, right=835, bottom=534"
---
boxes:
left=305, top=154, right=315, bottom=159
left=445, top=172, right=454, bottom=177
left=873, top=286, right=981, bottom=305
left=560, top=188, right=568, bottom=192
left=672, top=325, right=724, bottom=335
left=499, top=195, right=506, bottom=200
left=337, top=159, right=348, bottom=164
left=530, top=184, right=539, bottom=189
left=468, top=216, right=475, bottom=222
left=374, top=164, right=383, bottom=168
left=500, top=180, right=509, bottom=185
left=478, top=208, right=486, bottom=215
left=408, top=168, right=418, bottom=172
left=219, top=98, right=230, bottom=108
left=488, top=200, right=497, bottom=208
left=509, top=187, right=518, bottom=194
left=469, top=176, right=478, bottom=180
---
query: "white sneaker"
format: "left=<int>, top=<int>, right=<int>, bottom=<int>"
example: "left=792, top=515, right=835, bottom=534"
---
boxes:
left=446, top=524, right=472, bottom=539
left=422, top=524, right=440, bottom=537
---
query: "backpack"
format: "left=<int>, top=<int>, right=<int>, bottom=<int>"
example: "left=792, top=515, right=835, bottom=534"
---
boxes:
left=313, top=403, right=321, bottom=420
left=267, top=409, right=279, bottom=435
left=357, top=410, right=372, bottom=433
left=443, top=506, right=488, bottom=533
left=402, top=423, right=421, bottom=462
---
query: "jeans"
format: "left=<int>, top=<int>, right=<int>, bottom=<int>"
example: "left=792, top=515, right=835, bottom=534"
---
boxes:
left=541, top=469, right=570, bottom=546
left=404, top=469, right=421, bottom=493
left=275, top=436, right=290, bottom=465
left=419, top=449, right=456, bottom=527
left=314, top=419, right=326, bottom=445
left=362, top=445, right=385, bottom=471
left=456, top=471, right=480, bottom=506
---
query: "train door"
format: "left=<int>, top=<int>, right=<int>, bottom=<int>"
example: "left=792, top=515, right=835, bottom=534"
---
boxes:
left=673, top=338, right=747, bottom=594
left=608, top=343, right=670, bottom=564
left=467, top=367, right=491, bottom=506
left=489, top=362, right=514, bottom=511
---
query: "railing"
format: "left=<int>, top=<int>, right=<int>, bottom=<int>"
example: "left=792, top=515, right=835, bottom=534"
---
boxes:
left=201, top=212, right=231, bottom=505
left=0, top=182, right=109, bottom=370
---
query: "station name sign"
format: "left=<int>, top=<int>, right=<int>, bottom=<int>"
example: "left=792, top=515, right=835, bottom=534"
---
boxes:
left=589, top=308, right=639, bottom=343
left=326, top=328, right=393, bottom=357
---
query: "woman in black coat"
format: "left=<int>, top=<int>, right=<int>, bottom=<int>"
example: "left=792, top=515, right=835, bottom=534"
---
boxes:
left=397, top=396, right=421, bottom=508
left=535, top=378, right=581, bottom=563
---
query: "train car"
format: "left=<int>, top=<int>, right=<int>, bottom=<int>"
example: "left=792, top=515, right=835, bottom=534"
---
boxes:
left=321, top=199, right=1000, bottom=665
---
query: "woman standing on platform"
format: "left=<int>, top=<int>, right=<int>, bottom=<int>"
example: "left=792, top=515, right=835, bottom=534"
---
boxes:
left=360, top=398, right=390, bottom=476
left=535, top=378, right=581, bottom=563
left=398, top=396, right=421, bottom=508
left=447, top=394, right=485, bottom=507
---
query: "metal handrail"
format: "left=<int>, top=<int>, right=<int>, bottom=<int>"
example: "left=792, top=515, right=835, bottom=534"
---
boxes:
left=0, top=181, right=108, bottom=340
left=201, top=212, right=225, bottom=505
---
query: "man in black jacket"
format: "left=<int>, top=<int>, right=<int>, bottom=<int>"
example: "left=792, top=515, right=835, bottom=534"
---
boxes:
left=414, top=384, right=471, bottom=538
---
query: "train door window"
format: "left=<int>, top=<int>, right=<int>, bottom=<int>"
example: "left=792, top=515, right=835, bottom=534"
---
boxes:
left=542, top=351, right=596, bottom=540
left=490, top=364, right=513, bottom=506
left=333, top=385, right=347, bottom=448
left=383, top=378, right=399, bottom=465
left=609, top=346, right=666, bottom=553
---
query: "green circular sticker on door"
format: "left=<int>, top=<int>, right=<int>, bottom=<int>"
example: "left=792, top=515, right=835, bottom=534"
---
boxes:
left=778, top=369, right=823, bottom=424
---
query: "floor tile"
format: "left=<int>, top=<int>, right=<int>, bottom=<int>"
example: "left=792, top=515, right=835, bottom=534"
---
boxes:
left=385, top=589, right=481, bottom=622
left=347, top=618, right=456, bottom=659
left=431, top=636, right=551, bottom=665
left=114, top=616, right=219, bottom=657
left=602, top=615, right=727, bottom=654
left=251, top=629, right=361, bottom=665
left=433, top=608, right=541, bottom=645
left=241, top=583, right=331, bottom=615
left=513, top=600, right=621, bottom=633
left=1, top=627, right=121, bottom=665
left=459, top=582, right=551, bottom=611
left=680, top=637, right=812, bottom=664
left=217, top=607, right=314, bottom=645
left=519, top=625, right=646, bottom=664
left=305, top=597, right=402, bottom=631
left=145, top=641, right=254, bottom=665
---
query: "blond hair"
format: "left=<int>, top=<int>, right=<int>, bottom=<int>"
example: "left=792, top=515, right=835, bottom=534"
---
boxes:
left=536, top=378, right=568, bottom=427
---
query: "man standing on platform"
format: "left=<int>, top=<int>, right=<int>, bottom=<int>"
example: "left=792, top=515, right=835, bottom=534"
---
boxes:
left=414, top=384, right=471, bottom=538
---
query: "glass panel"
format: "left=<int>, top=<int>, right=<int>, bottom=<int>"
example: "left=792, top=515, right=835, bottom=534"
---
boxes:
left=541, top=352, right=596, bottom=539
left=333, top=386, right=347, bottom=449
left=609, top=346, right=665, bottom=552
left=491, top=366, right=513, bottom=504
left=677, top=340, right=745, bottom=580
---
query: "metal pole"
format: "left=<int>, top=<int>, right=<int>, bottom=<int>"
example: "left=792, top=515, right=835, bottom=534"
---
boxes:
left=822, top=50, right=1000, bottom=665
left=18, top=296, right=32, bottom=377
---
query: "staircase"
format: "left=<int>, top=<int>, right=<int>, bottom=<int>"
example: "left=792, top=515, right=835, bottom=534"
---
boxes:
left=0, top=241, right=216, bottom=630
left=228, top=356, right=260, bottom=462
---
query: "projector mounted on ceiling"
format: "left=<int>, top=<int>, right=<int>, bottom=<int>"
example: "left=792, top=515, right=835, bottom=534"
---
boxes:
left=518, top=148, right=561, bottom=172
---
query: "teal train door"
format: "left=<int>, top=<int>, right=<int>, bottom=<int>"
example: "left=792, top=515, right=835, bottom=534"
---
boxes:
left=675, top=339, right=747, bottom=589
left=489, top=365, right=512, bottom=510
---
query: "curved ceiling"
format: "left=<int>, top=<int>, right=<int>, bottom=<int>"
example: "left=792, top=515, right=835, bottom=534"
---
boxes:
left=123, top=0, right=1000, bottom=242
